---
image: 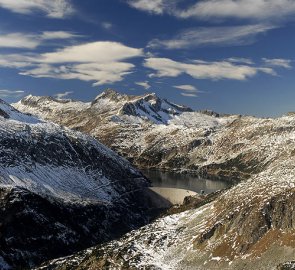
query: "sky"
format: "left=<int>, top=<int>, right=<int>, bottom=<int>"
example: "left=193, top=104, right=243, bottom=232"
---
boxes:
left=0, top=0, right=295, bottom=117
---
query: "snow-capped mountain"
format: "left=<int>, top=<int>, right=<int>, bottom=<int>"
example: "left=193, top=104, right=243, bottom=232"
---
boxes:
left=0, top=99, right=157, bottom=269
left=14, top=89, right=295, bottom=269
left=15, top=89, right=192, bottom=125
left=14, top=89, right=238, bottom=181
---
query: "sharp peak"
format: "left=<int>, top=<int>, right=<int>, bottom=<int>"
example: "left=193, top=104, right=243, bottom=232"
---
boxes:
left=93, top=89, right=159, bottom=103
left=97, top=89, right=159, bottom=99
left=94, top=89, right=126, bottom=100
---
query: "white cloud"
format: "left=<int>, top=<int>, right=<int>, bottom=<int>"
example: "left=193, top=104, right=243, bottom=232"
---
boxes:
left=227, top=57, right=254, bottom=65
left=55, top=91, right=73, bottom=99
left=0, top=89, right=25, bottom=98
left=148, top=24, right=276, bottom=49
left=174, top=85, right=198, bottom=91
left=144, top=57, right=277, bottom=81
left=135, top=81, right=151, bottom=89
left=0, top=33, right=39, bottom=49
left=0, top=0, right=73, bottom=18
left=0, top=31, right=79, bottom=49
left=3, top=41, right=143, bottom=86
left=40, top=31, right=79, bottom=40
left=262, top=58, right=292, bottom=69
left=178, top=0, right=295, bottom=21
left=39, top=41, right=143, bottom=64
left=127, top=0, right=167, bottom=14
left=181, top=92, right=198, bottom=97
left=0, top=54, right=34, bottom=68
left=174, top=84, right=199, bottom=97
left=101, top=22, right=113, bottom=30
left=127, top=0, right=295, bottom=22
left=20, top=62, right=137, bottom=86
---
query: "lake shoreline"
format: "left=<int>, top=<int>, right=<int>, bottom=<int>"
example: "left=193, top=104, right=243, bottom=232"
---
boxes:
left=142, top=169, right=232, bottom=195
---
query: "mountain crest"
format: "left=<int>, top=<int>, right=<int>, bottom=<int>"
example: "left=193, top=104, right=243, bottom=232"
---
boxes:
left=15, top=89, right=194, bottom=125
left=92, top=89, right=132, bottom=104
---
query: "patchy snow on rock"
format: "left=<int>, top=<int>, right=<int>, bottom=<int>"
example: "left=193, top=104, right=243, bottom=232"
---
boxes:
left=23, top=91, right=295, bottom=270
left=1, top=97, right=146, bottom=204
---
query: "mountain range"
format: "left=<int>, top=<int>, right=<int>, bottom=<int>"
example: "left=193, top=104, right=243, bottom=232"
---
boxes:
left=6, top=89, right=295, bottom=269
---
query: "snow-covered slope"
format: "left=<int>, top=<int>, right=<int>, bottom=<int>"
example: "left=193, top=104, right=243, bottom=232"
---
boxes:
left=0, top=100, right=145, bottom=204
left=0, top=99, right=156, bottom=269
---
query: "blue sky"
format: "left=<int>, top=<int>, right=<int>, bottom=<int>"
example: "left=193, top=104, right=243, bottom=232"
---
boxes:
left=0, top=0, right=294, bottom=116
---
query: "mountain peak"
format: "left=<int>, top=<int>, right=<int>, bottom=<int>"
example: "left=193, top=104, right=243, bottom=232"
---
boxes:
left=93, top=89, right=129, bottom=103
left=15, top=89, right=195, bottom=125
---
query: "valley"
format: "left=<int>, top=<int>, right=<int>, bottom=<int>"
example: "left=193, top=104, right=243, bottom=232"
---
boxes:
left=1, top=1, right=294, bottom=269
left=9, top=89, right=295, bottom=269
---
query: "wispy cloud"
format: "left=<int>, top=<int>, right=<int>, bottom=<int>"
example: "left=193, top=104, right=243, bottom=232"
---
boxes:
left=40, top=31, right=80, bottom=40
left=174, top=85, right=198, bottom=91
left=148, top=24, right=276, bottom=49
left=0, top=89, right=25, bottom=98
left=181, top=92, right=198, bottom=97
left=0, top=41, right=143, bottom=86
left=39, top=41, right=143, bottom=63
left=0, top=33, right=39, bottom=49
left=144, top=57, right=279, bottom=81
left=0, top=0, right=73, bottom=18
left=127, top=0, right=295, bottom=22
left=101, top=22, right=113, bottom=30
left=178, top=0, right=295, bottom=21
left=262, top=58, right=292, bottom=69
left=135, top=81, right=151, bottom=89
left=174, top=84, right=199, bottom=97
left=54, top=91, right=73, bottom=99
left=0, top=31, right=80, bottom=49
left=127, top=0, right=168, bottom=14
left=227, top=57, right=254, bottom=65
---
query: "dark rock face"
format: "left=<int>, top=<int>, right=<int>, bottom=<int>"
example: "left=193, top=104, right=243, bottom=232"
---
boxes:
left=0, top=186, right=150, bottom=269
left=0, top=109, right=9, bottom=118
left=277, top=262, right=295, bottom=270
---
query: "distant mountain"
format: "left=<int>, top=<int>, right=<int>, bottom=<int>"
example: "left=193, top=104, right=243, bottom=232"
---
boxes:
left=0, top=98, right=157, bottom=269
left=14, top=89, right=240, bottom=181
left=16, top=89, right=192, bottom=124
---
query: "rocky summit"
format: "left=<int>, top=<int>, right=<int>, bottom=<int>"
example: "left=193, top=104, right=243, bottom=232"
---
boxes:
left=0, top=98, right=161, bottom=269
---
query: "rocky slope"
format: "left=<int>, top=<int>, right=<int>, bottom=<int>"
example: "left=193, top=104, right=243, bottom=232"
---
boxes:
left=0, top=99, right=159, bottom=269
left=13, top=90, right=295, bottom=269
left=36, top=143, right=295, bottom=270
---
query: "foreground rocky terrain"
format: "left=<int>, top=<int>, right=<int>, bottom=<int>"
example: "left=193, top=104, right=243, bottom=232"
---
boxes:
left=0, top=99, right=161, bottom=269
left=14, top=90, right=295, bottom=269
left=37, top=129, right=295, bottom=269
